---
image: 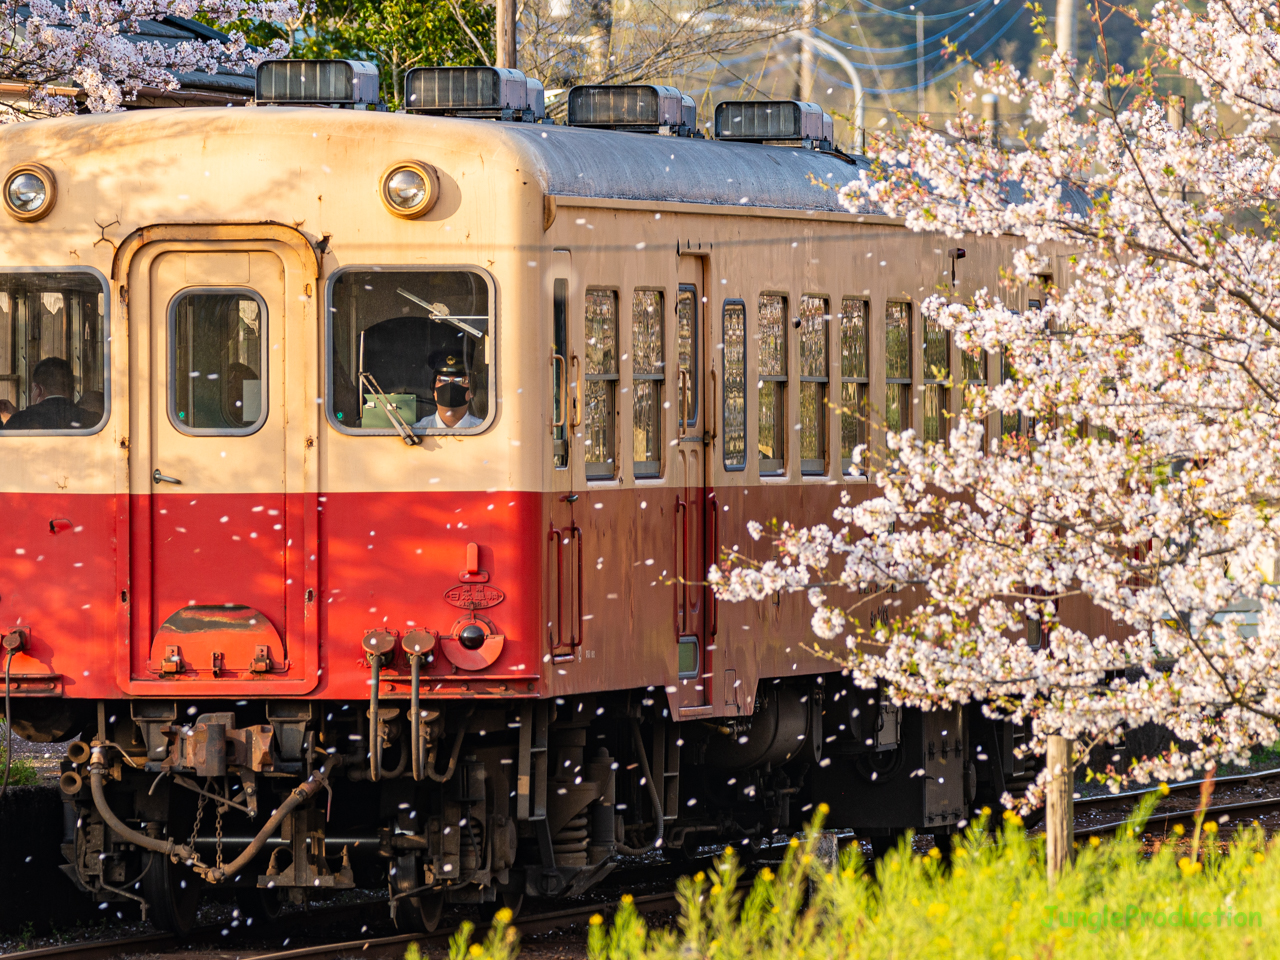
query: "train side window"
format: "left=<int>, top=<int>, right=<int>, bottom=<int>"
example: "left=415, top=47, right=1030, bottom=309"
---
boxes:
left=758, top=294, right=787, bottom=476
left=584, top=289, right=618, bottom=479
left=962, top=341, right=987, bottom=451
left=799, top=295, right=828, bottom=475
left=922, top=311, right=950, bottom=444
left=721, top=300, right=746, bottom=471
left=632, top=289, right=664, bottom=478
left=676, top=286, right=698, bottom=427
left=839, top=298, right=869, bottom=474
left=884, top=301, right=912, bottom=435
left=553, top=279, right=569, bottom=468
left=0, top=271, right=107, bottom=434
left=327, top=268, right=491, bottom=435
left=171, top=290, right=268, bottom=435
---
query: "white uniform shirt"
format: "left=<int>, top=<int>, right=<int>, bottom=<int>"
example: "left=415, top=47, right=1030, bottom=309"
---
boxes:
left=414, top=409, right=484, bottom=430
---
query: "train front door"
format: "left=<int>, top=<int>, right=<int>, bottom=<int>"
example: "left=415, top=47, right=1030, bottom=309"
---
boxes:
left=122, top=233, right=319, bottom=695
left=674, top=255, right=713, bottom=716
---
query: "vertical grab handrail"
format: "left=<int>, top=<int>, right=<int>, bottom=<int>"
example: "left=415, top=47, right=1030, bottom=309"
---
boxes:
left=570, top=355, right=583, bottom=428
left=677, top=368, right=690, bottom=439
left=550, top=354, right=567, bottom=433
left=548, top=525, right=564, bottom=650
left=707, top=492, right=719, bottom=638
left=673, top=497, right=687, bottom=633
left=572, top=524, right=584, bottom=649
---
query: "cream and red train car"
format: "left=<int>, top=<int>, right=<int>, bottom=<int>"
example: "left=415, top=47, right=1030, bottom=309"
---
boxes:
left=0, top=63, right=1041, bottom=931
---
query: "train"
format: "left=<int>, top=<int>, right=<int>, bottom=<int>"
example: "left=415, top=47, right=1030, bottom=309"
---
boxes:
left=0, top=60, right=1052, bottom=933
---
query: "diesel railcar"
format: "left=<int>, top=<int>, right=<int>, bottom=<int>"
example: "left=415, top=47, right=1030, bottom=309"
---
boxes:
left=0, top=62, right=1049, bottom=932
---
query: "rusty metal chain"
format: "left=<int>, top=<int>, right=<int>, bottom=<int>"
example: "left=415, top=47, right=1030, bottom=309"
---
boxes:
left=215, top=800, right=224, bottom=869
left=188, top=791, right=207, bottom=854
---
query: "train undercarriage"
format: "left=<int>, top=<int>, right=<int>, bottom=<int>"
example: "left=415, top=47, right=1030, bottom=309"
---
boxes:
left=11, top=675, right=1037, bottom=934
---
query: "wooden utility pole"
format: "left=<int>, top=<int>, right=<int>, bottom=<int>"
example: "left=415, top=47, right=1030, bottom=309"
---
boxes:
left=496, top=0, right=517, bottom=69
left=799, top=0, right=818, bottom=102
left=981, top=92, right=998, bottom=147
left=1055, top=0, right=1076, bottom=67
left=1045, top=735, right=1074, bottom=887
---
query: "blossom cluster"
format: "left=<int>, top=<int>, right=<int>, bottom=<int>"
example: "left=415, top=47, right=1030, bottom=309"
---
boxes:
left=0, top=0, right=302, bottom=120
left=713, top=1, right=1280, bottom=802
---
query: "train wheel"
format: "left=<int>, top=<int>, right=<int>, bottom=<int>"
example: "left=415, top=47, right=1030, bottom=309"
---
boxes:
left=236, top=886, right=283, bottom=923
left=408, top=892, right=445, bottom=932
left=501, top=890, right=524, bottom=919
left=143, top=852, right=200, bottom=936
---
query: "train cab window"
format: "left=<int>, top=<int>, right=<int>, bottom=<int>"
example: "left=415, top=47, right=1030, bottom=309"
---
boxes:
left=922, top=312, right=950, bottom=444
left=839, top=298, right=869, bottom=474
left=328, top=269, right=491, bottom=434
left=676, top=286, right=698, bottom=428
left=0, top=272, right=106, bottom=433
left=172, top=291, right=267, bottom=434
left=632, top=290, right=664, bottom=477
left=722, top=301, right=746, bottom=470
left=584, top=289, right=618, bottom=479
left=962, top=342, right=988, bottom=450
left=758, top=294, right=787, bottom=475
left=799, top=295, right=828, bottom=475
left=885, top=301, right=912, bottom=435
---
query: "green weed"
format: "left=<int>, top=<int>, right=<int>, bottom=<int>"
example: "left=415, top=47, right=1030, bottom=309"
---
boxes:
left=431, top=794, right=1280, bottom=960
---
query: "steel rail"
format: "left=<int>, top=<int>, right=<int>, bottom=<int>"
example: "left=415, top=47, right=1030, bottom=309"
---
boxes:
left=0, top=888, right=685, bottom=960
left=1073, top=766, right=1280, bottom=809
left=1075, top=796, right=1280, bottom=838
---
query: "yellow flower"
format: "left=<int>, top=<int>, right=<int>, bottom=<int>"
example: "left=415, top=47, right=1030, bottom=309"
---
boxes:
left=495, top=908, right=513, bottom=924
left=824, top=873, right=834, bottom=884
left=1204, top=821, right=1219, bottom=835
left=790, top=837, right=801, bottom=848
left=1173, top=823, right=1186, bottom=837
left=1158, top=782, right=1170, bottom=796
left=589, top=914, right=604, bottom=926
left=1255, top=851, right=1266, bottom=864
left=469, top=946, right=483, bottom=958
left=695, top=872, right=706, bottom=883
left=890, top=861, right=901, bottom=872
left=802, top=854, right=813, bottom=865
left=841, top=867, right=854, bottom=879
left=711, top=884, right=723, bottom=895
left=622, top=893, right=634, bottom=904
left=982, top=806, right=992, bottom=817
left=760, top=867, right=775, bottom=881
left=928, top=847, right=942, bottom=860
left=926, top=902, right=949, bottom=920
left=818, top=802, right=830, bottom=815
left=1089, top=836, right=1101, bottom=847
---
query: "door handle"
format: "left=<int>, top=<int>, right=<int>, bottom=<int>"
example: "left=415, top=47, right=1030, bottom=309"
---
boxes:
left=153, top=469, right=182, bottom=485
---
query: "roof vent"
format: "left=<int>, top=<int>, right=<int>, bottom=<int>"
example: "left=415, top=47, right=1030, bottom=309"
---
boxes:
left=714, top=100, right=833, bottom=149
left=404, top=66, right=544, bottom=121
left=256, top=59, right=380, bottom=107
left=567, top=84, right=695, bottom=136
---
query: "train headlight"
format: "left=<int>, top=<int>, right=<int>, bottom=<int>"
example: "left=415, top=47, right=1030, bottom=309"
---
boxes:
left=4, top=163, right=56, bottom=222
left=380, top=160, right=439, bottom=220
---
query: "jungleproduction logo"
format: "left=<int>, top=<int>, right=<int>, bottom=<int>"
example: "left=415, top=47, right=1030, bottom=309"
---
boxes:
left=1042, top=905, right=1262, bottom=933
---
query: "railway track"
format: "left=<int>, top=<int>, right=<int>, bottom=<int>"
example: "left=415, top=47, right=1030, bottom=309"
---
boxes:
left=1073, top=767, right=1280, bottom=838
left=0, top=888, right=682, bottom=960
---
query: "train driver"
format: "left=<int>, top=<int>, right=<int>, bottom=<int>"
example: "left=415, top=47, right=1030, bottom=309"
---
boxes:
left=414, top=353, right=482, bottom=430
left=0, top=357, right=94, bottom=430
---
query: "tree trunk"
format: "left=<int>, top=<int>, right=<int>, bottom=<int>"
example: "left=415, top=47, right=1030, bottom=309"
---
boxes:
left=1045, top=734, right=1074, bottom=887
left=587, top=0, right=613, bottom=81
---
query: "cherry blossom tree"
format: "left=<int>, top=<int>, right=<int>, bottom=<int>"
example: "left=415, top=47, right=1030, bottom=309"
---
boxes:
left=711, top=0, right=1280, bottom=815
left=0, top=0, right=303, bottom=120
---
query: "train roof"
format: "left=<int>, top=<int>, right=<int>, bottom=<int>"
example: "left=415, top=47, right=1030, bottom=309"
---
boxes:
left=0, top=106, right=870, bottom=217
left=501, top=122, right=870, bottom=213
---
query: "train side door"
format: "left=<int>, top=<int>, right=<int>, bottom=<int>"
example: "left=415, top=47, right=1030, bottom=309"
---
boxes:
left=123, top=238, right=319, bottom=694
left=547, top=251, right=579, bottom=661
left=674, top=256, right=711, bottom=714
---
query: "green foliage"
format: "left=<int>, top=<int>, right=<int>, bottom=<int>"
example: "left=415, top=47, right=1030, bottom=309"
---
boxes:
left=0, top=744, right=39, bottom=786
left=428, top=798, right=1280, bottom=960
left=208, top=0, right=493, bottom=107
